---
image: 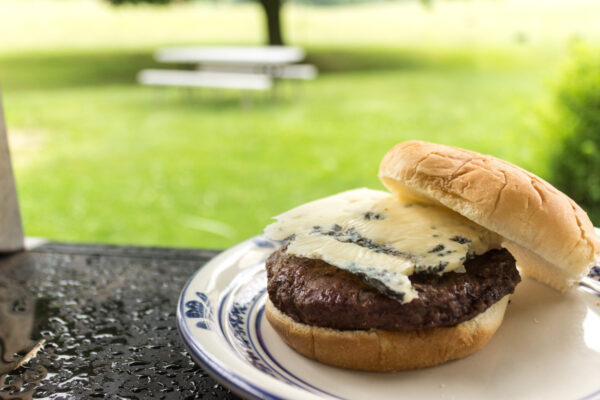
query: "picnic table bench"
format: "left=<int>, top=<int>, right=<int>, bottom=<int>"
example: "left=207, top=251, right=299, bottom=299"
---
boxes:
left=138, top=69, right=273, bottom=91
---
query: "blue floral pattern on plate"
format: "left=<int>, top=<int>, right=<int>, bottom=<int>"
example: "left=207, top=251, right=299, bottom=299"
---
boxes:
left=184, top=292, right=213, bottom=330
left=589, top=266, right=600, bottom=281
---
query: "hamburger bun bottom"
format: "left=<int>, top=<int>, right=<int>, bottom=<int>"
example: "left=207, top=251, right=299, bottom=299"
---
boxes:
left=265, top=296, right=510, bottom=371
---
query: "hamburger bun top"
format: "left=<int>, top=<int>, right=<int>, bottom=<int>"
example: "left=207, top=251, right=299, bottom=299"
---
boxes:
left=378, top=140, right=600, bottom=291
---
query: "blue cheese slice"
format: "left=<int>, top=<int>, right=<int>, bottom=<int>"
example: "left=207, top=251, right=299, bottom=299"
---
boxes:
left=265, top=188, right=500, bottom=303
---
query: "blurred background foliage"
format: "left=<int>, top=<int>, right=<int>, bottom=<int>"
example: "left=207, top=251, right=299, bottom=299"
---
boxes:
left=550, top=45, right=600, bottom=224
left=0, top=0, right=599, bottom=248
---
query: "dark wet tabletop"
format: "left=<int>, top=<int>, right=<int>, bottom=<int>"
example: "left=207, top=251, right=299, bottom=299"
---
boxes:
left=0, top=242, right=242, bottom=399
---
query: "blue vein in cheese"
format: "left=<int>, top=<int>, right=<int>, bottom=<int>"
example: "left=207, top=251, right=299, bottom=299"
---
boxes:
left=264, top=188, right=499, bottom=303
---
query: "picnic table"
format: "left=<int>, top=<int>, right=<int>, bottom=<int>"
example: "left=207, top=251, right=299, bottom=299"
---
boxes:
left=0, top=240, right=241, bottom=399
left=138, top=45, right=317, bottom=96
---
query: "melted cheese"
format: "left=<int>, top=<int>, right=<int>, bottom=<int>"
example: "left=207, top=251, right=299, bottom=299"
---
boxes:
left=265, top=188, right=500, bottom=303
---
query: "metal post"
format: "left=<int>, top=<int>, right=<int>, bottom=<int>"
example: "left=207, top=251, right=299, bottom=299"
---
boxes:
left=0, top=90, right=24, bottom=252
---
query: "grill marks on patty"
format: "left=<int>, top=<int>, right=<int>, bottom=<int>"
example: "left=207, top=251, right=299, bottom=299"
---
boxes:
left=266, top=247, right=520, bottom=332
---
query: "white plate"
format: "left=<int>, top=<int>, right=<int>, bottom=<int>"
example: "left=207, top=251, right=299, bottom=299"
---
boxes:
left=177, top=235, right=600, bottom=400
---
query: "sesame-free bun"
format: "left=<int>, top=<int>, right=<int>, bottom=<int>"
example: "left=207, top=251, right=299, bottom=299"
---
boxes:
left=378, top=140, right=600, bottom=291
left=265, top=297, right=509, bottom=371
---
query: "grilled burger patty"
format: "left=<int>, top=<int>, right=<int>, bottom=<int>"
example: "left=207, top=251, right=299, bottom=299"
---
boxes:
left=266, top=247, right=520, bottom=332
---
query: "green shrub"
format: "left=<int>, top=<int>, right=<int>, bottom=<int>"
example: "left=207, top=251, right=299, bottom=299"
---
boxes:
left=550, top=45, right=600, bottom=224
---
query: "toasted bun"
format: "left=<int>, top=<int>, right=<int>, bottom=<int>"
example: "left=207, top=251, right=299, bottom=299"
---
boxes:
left=265, top=296, right=509, bottom=371
left=378, top=140, right=600, bottom=291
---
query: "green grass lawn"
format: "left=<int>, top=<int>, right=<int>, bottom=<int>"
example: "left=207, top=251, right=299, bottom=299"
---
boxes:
left=1, top=0, right=596, bottom=249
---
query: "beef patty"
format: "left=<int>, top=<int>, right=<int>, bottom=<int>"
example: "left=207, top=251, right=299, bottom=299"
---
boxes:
left=266, top=246, right=520, bottom=332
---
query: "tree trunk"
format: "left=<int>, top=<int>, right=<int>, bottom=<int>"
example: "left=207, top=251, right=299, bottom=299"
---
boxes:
left=259, top=0, right=284, bottom=46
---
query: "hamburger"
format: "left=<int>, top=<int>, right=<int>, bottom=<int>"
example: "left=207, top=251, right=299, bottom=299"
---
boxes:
left=263, top=141, right=600, bottom=371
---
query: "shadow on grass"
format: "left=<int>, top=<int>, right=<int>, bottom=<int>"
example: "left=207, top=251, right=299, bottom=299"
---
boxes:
left=0, top=46, right=482, bottom=91
left=0, top=51, right=161, bottom=91
left=136, top=86, right=293, bottom=112
left=306, top=46, right=476, bottom=73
